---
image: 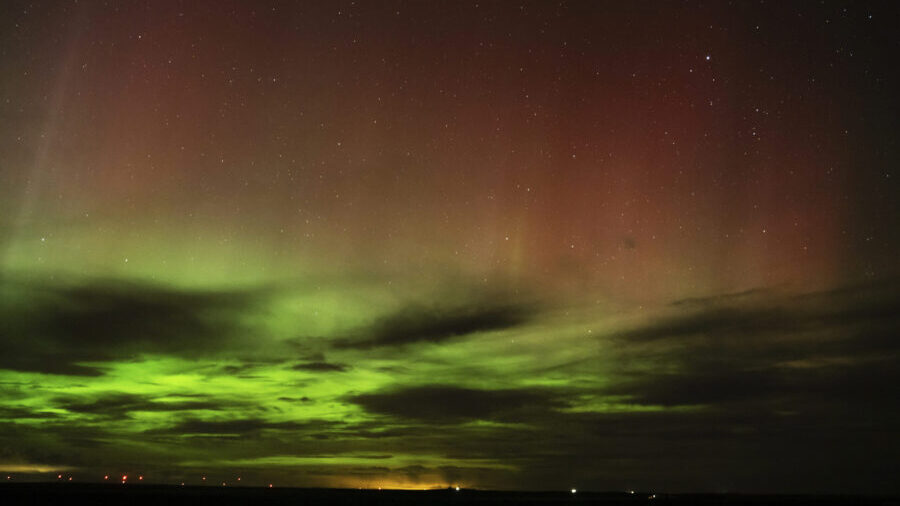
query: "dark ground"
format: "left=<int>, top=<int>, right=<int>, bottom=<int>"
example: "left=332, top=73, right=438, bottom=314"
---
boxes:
left=0, top=484, right=898, bottom=506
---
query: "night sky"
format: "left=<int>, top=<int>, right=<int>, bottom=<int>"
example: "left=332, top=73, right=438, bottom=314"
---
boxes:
left=1, top=0, right=899, bottom=494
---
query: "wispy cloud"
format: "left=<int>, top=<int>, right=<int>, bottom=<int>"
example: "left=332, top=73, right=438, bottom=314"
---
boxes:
left=334, top=302, right=534, bottom=349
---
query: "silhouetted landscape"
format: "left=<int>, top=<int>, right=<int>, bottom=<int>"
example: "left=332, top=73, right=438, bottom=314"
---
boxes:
left=2, top=484, right=899, bottom=506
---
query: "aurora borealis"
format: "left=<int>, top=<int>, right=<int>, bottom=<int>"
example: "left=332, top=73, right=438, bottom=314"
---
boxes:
left=1, top=0, right=899, bottom=494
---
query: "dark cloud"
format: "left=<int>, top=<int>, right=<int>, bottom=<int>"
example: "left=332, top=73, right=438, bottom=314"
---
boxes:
left=292, top=361, right=349, bottom=372
left=2, top=356, right=105, bottom=377
left=147, top=418, right=339, bottom=437
left=278, top=395, right=312, bottom=403
left=54, top=394, right=236, bottom=419
left=605, top=280, right=900, bottom=409
left=0, top=277, right=264, bottom=375
left=217, top=359, right=285, bottom=375
left=335, top=302, right=533, bottom=349
left=0, top=406, right=60, bottom=420
left=611, top=305, right=797, bottom=343
left=303, top=466, right=391, bottom=477
left=349, top=385, right=565, bottom=423
left=613, top=281, right=900, bottom=355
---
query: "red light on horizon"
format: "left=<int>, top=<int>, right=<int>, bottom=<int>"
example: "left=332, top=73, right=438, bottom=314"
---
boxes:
left=104, top=475, right=109, bottom=480
left=139, top=475, right=143, bottom=480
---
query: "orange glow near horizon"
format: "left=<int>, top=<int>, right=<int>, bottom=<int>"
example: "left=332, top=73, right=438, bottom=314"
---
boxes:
left=332, top=476, right=460, bottom=491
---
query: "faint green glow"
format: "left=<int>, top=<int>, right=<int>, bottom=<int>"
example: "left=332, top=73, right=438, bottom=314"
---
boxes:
left=183, top=454, right=517, bottom=470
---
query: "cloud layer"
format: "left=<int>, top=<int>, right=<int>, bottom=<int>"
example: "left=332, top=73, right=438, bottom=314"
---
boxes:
left=1, top=275, right=899, bottom=492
